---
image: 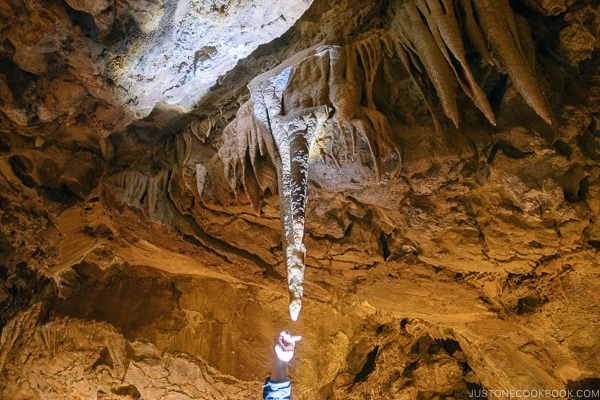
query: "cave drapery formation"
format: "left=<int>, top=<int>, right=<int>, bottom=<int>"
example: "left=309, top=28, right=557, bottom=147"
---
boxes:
left=1, top=0, right=600, bottom=398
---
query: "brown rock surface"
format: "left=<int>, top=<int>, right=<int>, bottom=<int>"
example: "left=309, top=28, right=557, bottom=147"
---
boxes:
left=0, top=0, right=599, bottom=399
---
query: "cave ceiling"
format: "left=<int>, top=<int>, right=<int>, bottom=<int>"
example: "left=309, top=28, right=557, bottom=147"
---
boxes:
left=0, top=0, right=599, bottom=398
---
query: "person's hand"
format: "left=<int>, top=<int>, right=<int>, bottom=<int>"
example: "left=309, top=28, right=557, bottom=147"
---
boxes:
left=274, top=330, right=302, bottom=363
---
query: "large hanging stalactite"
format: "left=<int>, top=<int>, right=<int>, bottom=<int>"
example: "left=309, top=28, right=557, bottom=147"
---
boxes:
left=387, top=0, right=553, bottom=127
left=218, top=44, right=400, bottom=321
left=249, top=68, right=330, bottom=321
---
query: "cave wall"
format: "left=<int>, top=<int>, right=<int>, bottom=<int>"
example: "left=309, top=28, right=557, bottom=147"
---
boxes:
left=0, top=0, right=599, bottom=398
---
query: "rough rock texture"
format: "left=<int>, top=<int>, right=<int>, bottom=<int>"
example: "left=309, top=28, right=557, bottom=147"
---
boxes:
left=1, top=0, right=600, bottom=399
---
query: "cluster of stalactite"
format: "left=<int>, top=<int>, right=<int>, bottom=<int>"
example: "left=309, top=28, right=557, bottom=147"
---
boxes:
left=216, top=0, right=553, bottom=321
left=385, top=0, right=553, bottom=128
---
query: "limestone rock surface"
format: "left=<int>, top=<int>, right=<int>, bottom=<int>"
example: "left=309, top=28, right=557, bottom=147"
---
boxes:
left=0, top=0, right=599, bottom=399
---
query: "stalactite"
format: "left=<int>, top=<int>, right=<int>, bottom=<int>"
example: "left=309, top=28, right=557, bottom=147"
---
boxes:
left=360, top=107, right=399, bottom=176
left=471, top=0, right=552, bottom=125
left=356, top=34, right=384, bottom=109
left=385, top=33, right=443, bottom=133
left=108, top=169, right=174, bottom=224
left=388, top=0, right=552, bottom=127
left=392, top=0, right=460, bottom=128
left=416, top=0, right=496, bottom=125
left=514, top=14, right=537, bottom=71
left=248, top=57, right=330, bottom=320
left=456, top=0, right=494, bottom=67
left=220, top=101, right=279, bottom=212
left=328, top=45, right=361, bottom=126
left=220, top=45, right=400, bottom=321
left=331, top=42, right=400, bottom=177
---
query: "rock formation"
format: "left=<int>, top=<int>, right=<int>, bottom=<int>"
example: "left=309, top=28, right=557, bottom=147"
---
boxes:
left=0, top=0, right=599, bottom=398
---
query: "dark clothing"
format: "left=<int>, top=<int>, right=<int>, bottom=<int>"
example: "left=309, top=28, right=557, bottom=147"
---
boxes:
left=263, top=378, right=291, bottom=400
